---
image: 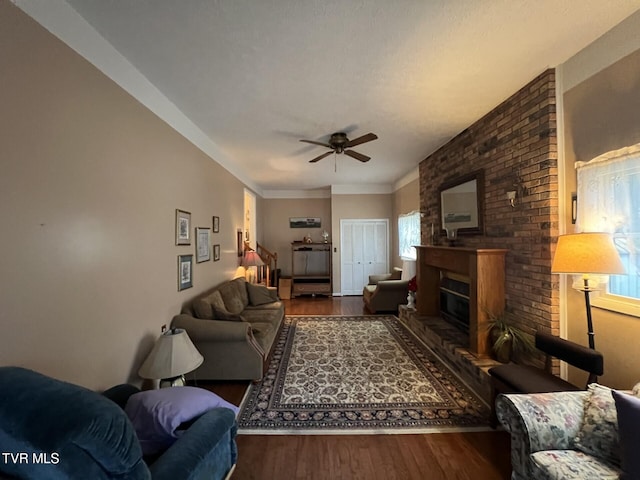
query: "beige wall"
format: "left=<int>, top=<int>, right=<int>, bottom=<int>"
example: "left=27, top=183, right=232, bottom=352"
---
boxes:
left=0, top=3, right=246, bottom=390
left=561, top=24, right=640, bottom=388
left=392, top=178, right=420, bottom=269
left=331, top=193, right=393, bottom=293
left=261, top=197, right=332, bottom=276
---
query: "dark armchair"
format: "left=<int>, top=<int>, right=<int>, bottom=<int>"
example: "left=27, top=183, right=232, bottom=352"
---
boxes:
left=0, top=367, right=237, bottom=480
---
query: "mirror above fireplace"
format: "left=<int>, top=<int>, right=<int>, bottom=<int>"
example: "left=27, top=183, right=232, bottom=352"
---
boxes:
left=438, top=169, right=484, bottom=236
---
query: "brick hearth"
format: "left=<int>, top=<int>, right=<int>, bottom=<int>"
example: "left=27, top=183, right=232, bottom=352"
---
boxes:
left=399, top=305, right=500, bottom=405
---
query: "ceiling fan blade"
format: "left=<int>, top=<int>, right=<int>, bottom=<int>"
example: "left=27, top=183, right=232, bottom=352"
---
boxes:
left=344, top=150, right=370, bottom=162
left=309, top=151, right=334, bottom=163
left=300, top=139, right=332, bottom=148
left=345, top=132, right=378, bottom=148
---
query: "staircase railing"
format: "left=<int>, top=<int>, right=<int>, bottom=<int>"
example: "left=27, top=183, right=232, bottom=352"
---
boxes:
left=256, top=242, right=278, bottom=287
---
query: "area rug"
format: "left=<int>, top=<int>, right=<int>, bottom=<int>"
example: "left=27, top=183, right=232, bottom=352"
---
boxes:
left=237, top=315, right=489, bottom=434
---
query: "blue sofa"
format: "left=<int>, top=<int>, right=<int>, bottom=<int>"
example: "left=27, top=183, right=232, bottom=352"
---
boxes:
left=0, top=367, right=237, bottom=480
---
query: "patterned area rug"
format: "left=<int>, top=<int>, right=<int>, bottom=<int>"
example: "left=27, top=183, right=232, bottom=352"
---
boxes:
left=237, top=315, right=489, bottom=434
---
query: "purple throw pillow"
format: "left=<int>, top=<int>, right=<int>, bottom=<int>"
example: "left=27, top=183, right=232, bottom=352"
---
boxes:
left=613, top=390, right=640, bottom=479
left=125, top=386, right=239, bottom=456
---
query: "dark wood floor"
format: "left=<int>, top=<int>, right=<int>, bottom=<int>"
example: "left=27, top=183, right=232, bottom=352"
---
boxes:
left=204, top=296, right=512, bottom=480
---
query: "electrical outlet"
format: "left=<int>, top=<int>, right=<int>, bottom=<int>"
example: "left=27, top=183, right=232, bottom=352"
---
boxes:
left=161, top=324, right=167, bottom=333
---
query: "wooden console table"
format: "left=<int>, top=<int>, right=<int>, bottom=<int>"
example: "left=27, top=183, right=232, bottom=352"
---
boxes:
left=415, top=246, right=507, bottom=357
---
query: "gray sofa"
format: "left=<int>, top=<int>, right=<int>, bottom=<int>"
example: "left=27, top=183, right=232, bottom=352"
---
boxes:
left=171, top=277, right=284, bottom=381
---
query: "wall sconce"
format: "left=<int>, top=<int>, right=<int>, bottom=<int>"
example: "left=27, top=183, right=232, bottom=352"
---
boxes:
left=506, top=190, right=517, bottom=207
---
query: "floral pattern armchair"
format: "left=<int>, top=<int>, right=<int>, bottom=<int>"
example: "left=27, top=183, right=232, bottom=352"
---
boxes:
left=496, top=391, right=622, bottom=480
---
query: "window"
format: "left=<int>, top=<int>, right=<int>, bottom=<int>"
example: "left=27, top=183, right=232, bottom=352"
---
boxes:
left=398, top=211, right=420, bottom=260
left=576, top=143, right=640, bottom=316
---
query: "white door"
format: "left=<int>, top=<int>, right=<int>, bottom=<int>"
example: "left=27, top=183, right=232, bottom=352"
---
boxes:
left=340, top=219, right=389, bottom=295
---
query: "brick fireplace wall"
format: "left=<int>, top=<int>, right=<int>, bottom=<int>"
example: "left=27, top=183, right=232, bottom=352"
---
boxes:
left=419, top=69, right=559, bottom=346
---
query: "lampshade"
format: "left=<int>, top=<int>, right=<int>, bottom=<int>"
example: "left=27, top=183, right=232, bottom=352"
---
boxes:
left=242, top=250, right=265, bottom=267
left=401, top=259, right=416, bottom=281
left=138, top=328, right=203, bottom=380
left=551, top=232, right=625, bottom=275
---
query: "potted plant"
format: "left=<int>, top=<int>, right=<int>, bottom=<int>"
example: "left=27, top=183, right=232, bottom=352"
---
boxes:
left=486, top=312, right=534, bottom=363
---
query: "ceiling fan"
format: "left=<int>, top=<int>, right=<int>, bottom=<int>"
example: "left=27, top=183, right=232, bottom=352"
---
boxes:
left=300, top=132, right=378, bottom=163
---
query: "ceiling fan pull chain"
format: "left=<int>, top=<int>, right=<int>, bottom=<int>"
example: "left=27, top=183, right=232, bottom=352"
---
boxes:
left=334, top=152, right=337, bottom=172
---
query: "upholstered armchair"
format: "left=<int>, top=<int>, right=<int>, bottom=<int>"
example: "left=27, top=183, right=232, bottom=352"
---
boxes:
left=496, top=388, right=624, bottom=479
left=362, top=268, right=409, bottom=313
left=0, top=367, right=237, bottom=480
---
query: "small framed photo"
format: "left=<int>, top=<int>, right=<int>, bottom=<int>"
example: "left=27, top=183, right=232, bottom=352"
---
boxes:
left=175, top=209, right=191, bottom=245
left=212, top=216, right=220, bottom=233
left=213, top=244, right=220, bottom=261
left=178, top=254, right=193, bottom=291
left=195, top=227, right=211, bottom=263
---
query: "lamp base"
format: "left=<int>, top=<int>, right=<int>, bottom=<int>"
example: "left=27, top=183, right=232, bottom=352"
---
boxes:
left=159, top=375, right=186, bottom=388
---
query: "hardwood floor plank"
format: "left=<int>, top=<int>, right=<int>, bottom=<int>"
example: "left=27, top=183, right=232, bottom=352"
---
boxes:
left=204, top=296, right=511, bottom=479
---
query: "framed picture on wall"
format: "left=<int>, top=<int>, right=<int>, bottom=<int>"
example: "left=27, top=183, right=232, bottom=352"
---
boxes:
left=178, top=254, right=193, bottom=291
left=237, top=229, right=244, bottom=257
left=195, top=227, right=211, bottom=263
left=213, top=216, right=220, bottom=233
left=213, top=244, right=220, bottom=261
left=175, top=209, right=191, bottom=245
left=289, top=217, right=321, bottom=228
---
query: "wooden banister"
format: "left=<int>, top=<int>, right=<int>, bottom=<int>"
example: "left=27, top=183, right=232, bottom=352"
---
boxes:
left=256, top=242, right=278, bottom=287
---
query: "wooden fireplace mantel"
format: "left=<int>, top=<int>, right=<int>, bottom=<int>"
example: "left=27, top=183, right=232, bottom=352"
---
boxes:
left=415, top=246, right=507, bottom=357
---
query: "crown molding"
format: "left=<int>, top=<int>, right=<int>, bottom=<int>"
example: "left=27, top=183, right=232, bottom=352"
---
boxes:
left=262, top=189, right=331, bottom=199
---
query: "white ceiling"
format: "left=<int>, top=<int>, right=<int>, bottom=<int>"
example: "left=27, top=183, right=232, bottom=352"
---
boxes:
left=22, top=1, right=640, bottom=195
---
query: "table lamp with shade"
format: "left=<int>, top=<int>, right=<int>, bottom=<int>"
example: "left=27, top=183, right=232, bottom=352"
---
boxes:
left=138, top=328, right=203, bottom=387
left=242, top=250, right=264, bottom=284
left=551, top=232, right=625, bottom=350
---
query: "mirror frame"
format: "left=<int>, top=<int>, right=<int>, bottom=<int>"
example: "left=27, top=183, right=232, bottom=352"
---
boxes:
left=438, top=169, right=484, bottom=236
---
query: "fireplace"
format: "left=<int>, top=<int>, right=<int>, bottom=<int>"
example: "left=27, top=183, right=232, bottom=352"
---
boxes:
left=439, top=275, right=470, bottom=332
left=415, top=246, right=507, bottom=357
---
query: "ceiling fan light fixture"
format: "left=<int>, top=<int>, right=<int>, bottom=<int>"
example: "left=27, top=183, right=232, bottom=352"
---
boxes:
left=300, top=131, right=377, bottom=164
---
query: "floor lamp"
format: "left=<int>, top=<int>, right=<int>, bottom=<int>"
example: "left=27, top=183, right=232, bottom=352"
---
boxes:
left=551, top=232, right=625, bottom=350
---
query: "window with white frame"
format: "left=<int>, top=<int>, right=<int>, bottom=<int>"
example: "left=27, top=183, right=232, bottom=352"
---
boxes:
left=576, top=143, right=640, bottom=316
left=398, top=211, right=420, bottom=260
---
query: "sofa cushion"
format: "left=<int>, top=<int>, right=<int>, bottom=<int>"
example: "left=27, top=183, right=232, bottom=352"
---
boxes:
left=193, top=299, right=213, bottom=319
left=241, top=308, right=283, bottom=325
left=246, top=282, right=278, bottom=306
left=125, top=387, right=239, bottom=456
left=613, top=390, right=640, bottom=479
left=530, top=449, right=622, bottom=479
left=244, top=300, right=284, bottom=312
left=219, top=278, right=249, bottom=314
left=192, top=290, right=226, bottom=319
left=574, top=383, right=620, bottom=466
left=212, top=306, right=245, bottom=322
